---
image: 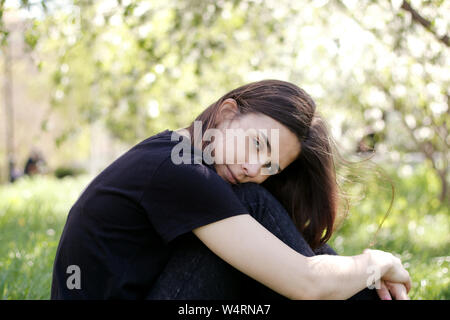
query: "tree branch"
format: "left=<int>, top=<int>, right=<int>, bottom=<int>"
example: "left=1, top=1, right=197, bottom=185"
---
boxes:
left=400, top=0, right=449, bottom=47
left=373, top=79, right=440, bottom=171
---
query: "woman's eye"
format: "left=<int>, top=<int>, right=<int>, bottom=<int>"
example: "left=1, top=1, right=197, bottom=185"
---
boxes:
left=254, top=138, right=261, bottom=150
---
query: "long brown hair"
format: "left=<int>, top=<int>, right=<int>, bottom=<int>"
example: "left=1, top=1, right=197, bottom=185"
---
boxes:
left=184, top=79, right=393, bottom=250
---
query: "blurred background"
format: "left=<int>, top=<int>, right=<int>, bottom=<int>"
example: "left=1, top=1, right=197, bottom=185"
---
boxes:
left=0, top=0, right=448, bottom=299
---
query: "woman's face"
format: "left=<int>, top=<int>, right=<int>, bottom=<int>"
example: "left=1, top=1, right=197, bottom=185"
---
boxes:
left=213, top=101, right=301, bottom=185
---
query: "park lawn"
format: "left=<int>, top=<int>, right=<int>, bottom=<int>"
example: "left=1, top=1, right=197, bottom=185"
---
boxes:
left=0, top=163, right=448, bottom=299
left=0, top=175, right=91, bottom=299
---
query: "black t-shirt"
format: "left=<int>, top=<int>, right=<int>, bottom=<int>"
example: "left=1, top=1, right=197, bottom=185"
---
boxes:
left=51, top=129, right=248, bottom=299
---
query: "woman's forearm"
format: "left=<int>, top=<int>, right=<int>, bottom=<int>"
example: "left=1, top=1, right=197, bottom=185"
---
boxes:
left=303, top=252, right=377, bottom=299
left=193, top=214, right=406, bottom=300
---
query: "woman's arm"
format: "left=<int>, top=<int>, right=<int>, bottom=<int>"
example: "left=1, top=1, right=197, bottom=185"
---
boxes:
left=304, top=248, right=410, bottom=299
left=192, top=214, right=410, bottom=300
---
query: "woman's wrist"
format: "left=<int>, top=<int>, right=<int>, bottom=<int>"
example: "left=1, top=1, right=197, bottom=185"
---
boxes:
left=363, top=249, right=392, bottom=277
left=305, top=252, right=378, bottom=299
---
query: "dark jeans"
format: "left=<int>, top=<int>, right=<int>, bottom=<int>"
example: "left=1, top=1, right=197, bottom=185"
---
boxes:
left=147, top=182, right=379, bottom=300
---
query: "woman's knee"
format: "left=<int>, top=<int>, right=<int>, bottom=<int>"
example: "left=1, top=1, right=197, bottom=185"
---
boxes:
left=231, top=182, right=286, bottom=222
left=314, top=243, right=339, bottom=255
left=231, top=182, right=316, bottom=257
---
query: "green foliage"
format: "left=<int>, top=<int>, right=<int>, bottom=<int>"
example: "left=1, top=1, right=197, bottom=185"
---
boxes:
left=54, top=166, right=87, bottom=179
left=1, top=1, right=447, bottom=197
left=23, top=21, right=39, bottom=50
left=330, top=162, right=450, bottom=300
left=0, top=0, right=8, bottom=46
left=0, top=175, right=91, bottom=299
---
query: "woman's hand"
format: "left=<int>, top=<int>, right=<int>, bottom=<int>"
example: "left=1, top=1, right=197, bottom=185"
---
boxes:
left=363, top=249, right=412, bottom=293
left=377, top=280, right=410, bottom=300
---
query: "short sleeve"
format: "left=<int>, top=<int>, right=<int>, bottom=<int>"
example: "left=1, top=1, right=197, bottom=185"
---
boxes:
left=141, top=156, right=248, bottom=244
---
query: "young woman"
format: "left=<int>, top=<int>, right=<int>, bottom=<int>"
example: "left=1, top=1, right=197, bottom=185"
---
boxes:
left=51, top=79, right=411, bottom=300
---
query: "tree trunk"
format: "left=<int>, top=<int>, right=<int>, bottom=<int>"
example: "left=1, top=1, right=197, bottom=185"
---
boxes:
left=438, top=170, right=449, bottom=205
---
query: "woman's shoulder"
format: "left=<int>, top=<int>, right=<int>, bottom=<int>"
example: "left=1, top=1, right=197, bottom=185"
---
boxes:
left=125, top=129, right=184, bottom=165
left=141, top=128, right=217, bottom=179
left=88, top=130, right=179, bottom=184
left=120, top=128, right=227, bottom=192
left=152, top=154, right=218, bottom=186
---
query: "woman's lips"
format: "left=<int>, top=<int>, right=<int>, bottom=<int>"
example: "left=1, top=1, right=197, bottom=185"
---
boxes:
left=225, top=165, right=238, bottom=184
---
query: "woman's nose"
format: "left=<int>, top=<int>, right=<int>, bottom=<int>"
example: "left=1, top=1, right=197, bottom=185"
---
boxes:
left=242, top=163, right=262, bottom=178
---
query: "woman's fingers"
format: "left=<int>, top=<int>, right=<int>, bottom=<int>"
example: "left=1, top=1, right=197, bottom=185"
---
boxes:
left=376, top=280, right=410, bottom=300
left=385, top=281, right=410, bottom=300
left=364, top=248, right=412, bottom=295
left=376, top=280, right=392, bottom=300
left=393, top=256, right=412, bottom=293
left=386, top=253, right=412, bottom=293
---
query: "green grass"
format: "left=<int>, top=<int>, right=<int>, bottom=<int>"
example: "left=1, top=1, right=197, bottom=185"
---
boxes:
left=0, top=175, right=91, bottom=299
left=329, top=163, right=450, bottom=300
left=0, top=163, right=448, bottom=299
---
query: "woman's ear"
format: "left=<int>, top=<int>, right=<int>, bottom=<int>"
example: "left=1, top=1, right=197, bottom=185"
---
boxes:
left=216, top=98, right=239, bottom=126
